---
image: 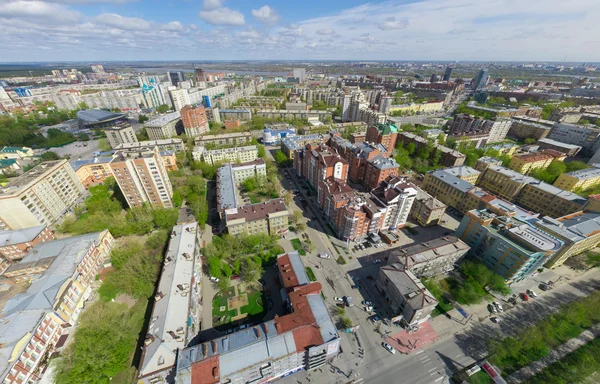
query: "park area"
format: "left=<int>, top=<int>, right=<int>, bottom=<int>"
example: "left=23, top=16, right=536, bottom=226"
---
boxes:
left=212, top=284, right=265, bottom=327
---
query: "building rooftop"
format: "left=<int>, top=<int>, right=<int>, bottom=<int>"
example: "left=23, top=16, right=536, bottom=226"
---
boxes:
left=139, top=222, right=198, bottom=378
left=115, top=138, right=183, bottom=151
left=379, top=264, right=438, bottom=310
left=443, top=165, right=481, bottom=179
left=204, top=145, right=258, bottom=155
left=216, top=164, right=238, bottom=211
left=0, top=225, right=46, bottom=248
left=564, top=165, right=600, bottom=180
left=428, top=169, right=475, bottom=193
left=0, top=146, right=30, bottom=154
left=0, top=160, right=66, bottom=196
left=414, top=187, right=446, bottom=210
left=477, top=156, right=503, bottom=166
left=277, top=252, right=309, bottom=289
left=537, top=211, right=600, bottom=243
left=195, top=132, right=252, bottom=143
left=225, top=199, right=288, bottom=222
left=76, top=109, right=124, bottom=123
left=368, top=155, right=399, bottom=170
left=69, top=156, right=112, bottom=171
left=146, top=112, right=181, bottom=128
left=374, top=122, right=398, bottom=135
left=537, top=138, right=582, bottom=150
left=393, top=235, right=469, bottom=267
left=230, top=158, right=266, bottom=170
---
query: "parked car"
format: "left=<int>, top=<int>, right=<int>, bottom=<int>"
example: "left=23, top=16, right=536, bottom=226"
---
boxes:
left=493, top=302, right=504, bottom=312
left=344, top=296, right=353, bottom=307
left=526, top=289, right=538, bottom=298
left=209, top=276, right=220, bottom=283
left=488, top=303, right=497, bottom=313
left=365, top=306, right=373, bottom=313
left=520, top=292, right=530, bottom=301
left=372, top=315, right=381, bottom=322
left=382, top=342, right=396, bottom=354
left=373, top=259, right=382, bottom=264
left=318, top=253, right=330, bottom=259
left=539, top=283, right=549, bottom=291
left=362, top=300, right=373, bottom=306
left=334, top=297, right=344, bottom=303
left=508, top=297, right=517, bottom=306
left=490, top=317, right=502, bottom=323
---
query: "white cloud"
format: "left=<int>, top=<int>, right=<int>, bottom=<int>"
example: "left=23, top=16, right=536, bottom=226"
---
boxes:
left=0, top=0, right=82, bottom=23
left=95, top=13, right=152, bottom=30
left=379, top=16, right=408, bottom=31
left=199, top=8, right=244, bottom=26
left=316, top=28, right=336, bottom=36
left=202, top=0, right=222, bottom=11
left=280, top=24, right=303, bottom=37
left=238, top=27, right=262, bottom=40
left=357, top=33, right=375, bottom=43
left=252, top=5, right=278, bottom=25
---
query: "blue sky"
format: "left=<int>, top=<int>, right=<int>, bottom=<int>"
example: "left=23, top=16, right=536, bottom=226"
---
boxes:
left=1, top=0, right=599, bottom=62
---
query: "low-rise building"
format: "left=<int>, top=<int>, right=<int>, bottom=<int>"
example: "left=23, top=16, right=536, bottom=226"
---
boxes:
left=218, top=108, right=252, bottom=121
left=0, top=230, right=114, bottom=384
left=175, top=252, right=340, bottom=384
left=194, top=132, right=253, bottom=147
left=474, top=156, right=503, bottom=172
left=375, top=264, right=438, bottom=326
left=0, top=146, right=34, bottom=160
left=192, top=145, right=259, bottom=165
left=536, top=138, right=581, bottom=157
left=508, top=150, right=566, bottom=174
left=554, top=165, right=600, bottom=191
left=280, top=134, right=330, bottom=159
left=0, top=160, right=85, bottom=230
left=115, top=138, right=184, bottom=152
left=263, top=125, right=296, bottom=145
left=456, top=209, right=564, bottom=282
left=508, top=119, right=552, bottom=141
left=145, top=112, right=181, bottom=140
left=536, top=209, right=600, bottom=268
left=229, top=159, right=267, bottom=184
left=422, top=170, right=476, bottom=211
left=0, top=159, right=21, bottom=175
left=389, top=236, right=470, bottom=277
left=547, top=123, right=600, bottom=156
left=410, top=187, right=447, bottom=227
left=224, top=199, right=289, bottom=236
left=138, top=222, right=201, bottom=383
left=0, top=225, right=55, bottom=266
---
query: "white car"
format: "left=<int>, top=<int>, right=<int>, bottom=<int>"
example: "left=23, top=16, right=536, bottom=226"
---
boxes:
left=318, top=253, right=330, bottom=259
left=493, top=302, right=504, bottom=312
left=362, top=300, right=373, bottom=306
left=334, top=297, right=344, bottom=303
left=490, top=317, right=502, bottom=323
left=365, top=306, right=373, bottom=313
left=382, top=342, right=396, bottom=354
left=526, top=289, right=538, bottom=298
left=209, top=276, right=220, bottom=283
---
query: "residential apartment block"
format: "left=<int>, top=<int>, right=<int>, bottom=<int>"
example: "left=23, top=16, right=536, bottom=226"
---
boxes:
left=508, top=119, right=552, bottom=141
left=145, top=112, right=181, bottom=140
left=547, top=123, right=600, bottom=156
left=0, top=230, right=114, bottom=384
left=280, top=133, right=330, bottom=160
left=109, top=147, right=173, bottom=208
left=180, top=105, right=209, bottom=137
left=474, top=156, right=503, bottom=172
left=138, top=221, right=201, bottom=383
left=442, top=165, right=481, bottom=184
left=477, top=165, right=587, bottom=218
left=175, top=252, right=340, bottom=384
left=192, top=145, right=259, bottom=166
left=229, top=159, right=267, bottom=184
left=364, top=156, right=400, bottom=190
left=456, top=209, right=563, bottom=282
left=365, top=123, right=399, bottom=153
left=449, top=114, right=513, bottom=144
left=508, top=150, right=566, bottom=174
left=536, top=138, right=582, bottom=157
left=116, top=138, right=184, bottom=152
left=194, top=132, right=253, bottom=147
left=224, top=199, right=290, bottom=237
left=294, top=143, right=349, bottom=194
left=410, top=187, right=447, bottom=227
left=370, top=177, right=417, bottom=230
left=375, top=264, right=438, bottom=326
left=554, top=165, right=600, bottom=191
left=389, top=236, right=469, bottom=278
left=0, top=160, right=86, bottom=230
left=105, top=122, right=138, bottom=149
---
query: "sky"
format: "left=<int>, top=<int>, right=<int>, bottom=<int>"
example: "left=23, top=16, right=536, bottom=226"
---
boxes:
left=1, top=0, right=599, bottom=62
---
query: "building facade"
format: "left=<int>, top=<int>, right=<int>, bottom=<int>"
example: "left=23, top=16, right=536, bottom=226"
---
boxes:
left=0, top=160, right=85, bottom=230
left=180, top=105, right=209, bottom=137
left=105, top=123, right=138, bottom=149
left=109, top=147, right=173, bottom=208
left=194, top=132, right=253, bottom=147
left=370, top=177, right=417, bottom=230
left=554, top=165, right=600, bottom=191
left=145, top=112, right=181, bottom=140
left=410, top=187, right=447, bottom=227
left=389, top=236, right=469, bottom=277
left=508, top=150, right=566, bottom=174
left=365, top=123, right=398, bottom=153
left=192, top=145, right=259, bottom=165
left=225, top=199, right=290, bottom=236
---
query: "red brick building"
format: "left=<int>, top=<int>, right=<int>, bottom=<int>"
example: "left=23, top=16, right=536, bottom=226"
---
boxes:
left=365, top=123, right=399, bottom=153
left=364, top=156, right=400, bottom=190
left=0, top=225, right=54, bottom=264
left=293, top=143, right=349, bottom=188
left=180, top=105, right=209, bottom=137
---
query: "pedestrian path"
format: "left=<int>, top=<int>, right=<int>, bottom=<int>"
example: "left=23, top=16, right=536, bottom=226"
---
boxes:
left=506, top=323, right=600, bottom=383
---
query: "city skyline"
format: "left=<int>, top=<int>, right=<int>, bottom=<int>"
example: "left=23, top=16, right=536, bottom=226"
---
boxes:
left=1, top=0, right=600, bottom=62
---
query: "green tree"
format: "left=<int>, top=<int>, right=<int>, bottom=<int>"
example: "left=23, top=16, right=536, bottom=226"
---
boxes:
left=40, top=151, right=60, bottom=161
left=218, top=277, right=232, bottom=291
left=257, top=144, right=266, bottom=158
left=566, top=161, right=588, bottom=172
left=221, top=263, right=233, bottom=277
left=524, top=138, right=537, bottom=145
left=208, top=256, right=222, bottom=278
left=406, top=142, right=416, bottom=155
left=273, top=150, right=291, bottom=167
left=138, top=114, right=149, bottom=124
left=155, top=104, right=170, bottom=113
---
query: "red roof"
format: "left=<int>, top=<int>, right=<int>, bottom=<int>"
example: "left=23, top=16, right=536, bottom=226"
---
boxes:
left=191, top=356, right=219, bottom=384
left=277, top=253, right=300, bottom=290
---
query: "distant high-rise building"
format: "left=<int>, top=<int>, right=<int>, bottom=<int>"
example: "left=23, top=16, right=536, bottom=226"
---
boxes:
left=169, top=88, right=191, bottom=111
left=443, top=66, right=453, bottom=81
left=180, top=105, right=209, bottom=137
left=430, top=74, right=440, bottom=83
left=90, top=64, right=105, bottom=73
left=473, top=69, right=489, bottom=90
left=194, top=68, right=206, bottom=84
left=379, top=96, right=393, bottom=115
left=293, top=68, right=307, bottom=83
left=168, top=71, right=185, bottom=87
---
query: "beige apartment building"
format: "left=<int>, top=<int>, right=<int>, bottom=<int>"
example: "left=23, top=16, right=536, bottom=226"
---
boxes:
left=109, top=147, right=173, bottom=208
left=554, top=166, right=600, bottom=191
left=194, top=132, right=253, bottom=147
left=0, top=160, right=86, bottom=230
left=145, top=112, right=181, bottom=140
left=105, top=123, right=138, bottom=149
left=192, top=145, right=259, bottom=165
left=225, top=199, right=289, bottom=236
left=410, top=187, right=447, bottom=227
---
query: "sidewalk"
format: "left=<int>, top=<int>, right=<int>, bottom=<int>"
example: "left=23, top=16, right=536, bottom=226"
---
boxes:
left=506, top=323, right=600, bottom=383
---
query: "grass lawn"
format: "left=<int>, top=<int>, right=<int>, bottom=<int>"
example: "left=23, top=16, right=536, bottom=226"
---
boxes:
left=290, top=238, right=306, bottom=255
left=212, top=293, right=228, bottom=317
left=467, top=370, right=493, bottom=384
left=240, top=291, right=265, bottom=316
left=305, top=266, right=316, bottom=282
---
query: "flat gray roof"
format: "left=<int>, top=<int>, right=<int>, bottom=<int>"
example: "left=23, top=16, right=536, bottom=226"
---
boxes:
left=444, top=165, right=480, bottom=178
left=217, top=164, right=238, bottom=211
left=76, top=109, right=124, bottom=123
left=538, top=138, right=582, bottom=150
left=0, top=225, right=46, bottom=246
left=429, top=169, right=475, bottom=193
left=146, top=111, right=181, bottom=127
left=379, top=264, right=437, bottom=310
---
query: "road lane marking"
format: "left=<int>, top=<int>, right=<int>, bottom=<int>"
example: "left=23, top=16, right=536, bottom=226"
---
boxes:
left=416, top=350, right=425, bottom=355
left=435, top=377, right=444, bottom=382
left=428, top=368, right=436, bottom=372
left=424, top=362, right=432, bottom=366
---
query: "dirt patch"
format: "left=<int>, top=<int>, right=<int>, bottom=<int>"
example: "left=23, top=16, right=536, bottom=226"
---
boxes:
left=115, top=294, right=137, bottom=308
